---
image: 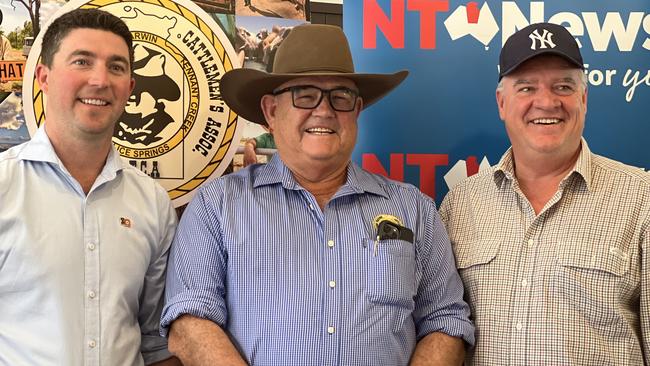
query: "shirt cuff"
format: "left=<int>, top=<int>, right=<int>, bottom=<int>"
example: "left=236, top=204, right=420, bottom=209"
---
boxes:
left=160, top=290, right=227, bottom=337
left=417, top=316, right=476, bottom=346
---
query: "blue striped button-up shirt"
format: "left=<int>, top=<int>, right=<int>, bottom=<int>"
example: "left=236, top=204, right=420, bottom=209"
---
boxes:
left=161, top=155, right=474, bottom=365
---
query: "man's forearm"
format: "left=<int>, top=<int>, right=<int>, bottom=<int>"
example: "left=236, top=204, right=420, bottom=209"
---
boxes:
left=410, top=332, right=465, bottom=366
left=168, top=314, right=247, bottom=366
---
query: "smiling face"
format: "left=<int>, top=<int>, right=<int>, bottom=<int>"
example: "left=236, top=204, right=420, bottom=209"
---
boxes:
left=496, top=54, right=587, bottom=164
left=36, top=28, right=135, bottom=143
left=261, top=76, right=362, bottom=176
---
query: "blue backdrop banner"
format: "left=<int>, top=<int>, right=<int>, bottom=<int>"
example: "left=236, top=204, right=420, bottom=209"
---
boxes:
left=345, top=0, right=649, bottom=204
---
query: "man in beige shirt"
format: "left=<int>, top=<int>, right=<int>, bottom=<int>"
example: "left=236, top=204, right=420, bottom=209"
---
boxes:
left=440, top=22, right=650, bottom=365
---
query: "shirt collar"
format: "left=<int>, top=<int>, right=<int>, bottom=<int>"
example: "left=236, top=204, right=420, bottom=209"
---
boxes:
left=571, top=138, right=592, bottom=190
left=17, top=125, right=125, bottom=177
left=253, top=154, right=389, bottom=199
left=17, top=125, right=60, bottom=165
left=102, top=144, right=126, bottom=177
left=493, top=137, right=592, bottom=191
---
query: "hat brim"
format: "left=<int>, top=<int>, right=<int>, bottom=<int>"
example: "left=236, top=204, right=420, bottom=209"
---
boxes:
left=221, top=68, right=409, bottom=125
left=499, top=49, right=584, bottom=81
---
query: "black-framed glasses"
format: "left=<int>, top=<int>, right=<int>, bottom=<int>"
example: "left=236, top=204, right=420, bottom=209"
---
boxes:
left=272, top=85, right=359, bottom=112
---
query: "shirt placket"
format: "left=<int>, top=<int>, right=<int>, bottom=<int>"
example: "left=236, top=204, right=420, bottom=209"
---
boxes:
left=83, top=197, right=101, bottom=365
left=510, top=194, right=538, bottom=365
left=321, top=201, right=342, bottom=366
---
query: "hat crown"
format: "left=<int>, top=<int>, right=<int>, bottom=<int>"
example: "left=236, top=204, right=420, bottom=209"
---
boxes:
left=527, top=28, right=557, bottom=50
left=219, top=24, right=408, bottom=125
left=499, top=22, right=584, bottom=80
left=272, top=24, right=355, bottom=75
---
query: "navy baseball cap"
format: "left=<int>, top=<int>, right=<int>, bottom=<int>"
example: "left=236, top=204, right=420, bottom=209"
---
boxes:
left=499, top=22, right=584, bottom=80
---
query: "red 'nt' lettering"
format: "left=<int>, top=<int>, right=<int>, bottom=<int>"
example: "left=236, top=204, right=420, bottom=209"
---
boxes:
left=363, top=0, right=449, bottom=49
left=362, top=153, right=448, bottom=199
left=407, top=0, right=449, bottom=49
left=363, top=0, right=405, bottom=48
left=362, top=153, right=405, bottom=181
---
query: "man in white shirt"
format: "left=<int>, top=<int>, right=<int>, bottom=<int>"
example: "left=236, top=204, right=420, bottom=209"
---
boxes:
left=0, top=8, right=179, bottom=366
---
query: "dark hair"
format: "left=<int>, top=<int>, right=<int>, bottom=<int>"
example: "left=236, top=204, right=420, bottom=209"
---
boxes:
left=40, top=8, right=133, bottom=69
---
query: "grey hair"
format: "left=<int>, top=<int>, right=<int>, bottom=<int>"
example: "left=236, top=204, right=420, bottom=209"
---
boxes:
left=496, top=69, right=588, bottom=92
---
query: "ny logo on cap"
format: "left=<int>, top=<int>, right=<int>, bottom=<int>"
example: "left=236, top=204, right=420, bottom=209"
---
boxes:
left=529, top=29, right=556, bottom=50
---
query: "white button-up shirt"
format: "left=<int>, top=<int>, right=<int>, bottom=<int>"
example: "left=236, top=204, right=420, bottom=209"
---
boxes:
left=0, top=127, right=177, bottom=365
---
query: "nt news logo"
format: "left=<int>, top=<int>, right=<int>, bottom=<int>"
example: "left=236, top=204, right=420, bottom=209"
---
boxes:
left=362, top=0, right=650, bottom=52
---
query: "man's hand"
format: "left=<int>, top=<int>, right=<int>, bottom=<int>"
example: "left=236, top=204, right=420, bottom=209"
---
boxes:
left=243, top=140, right=258, bottom=167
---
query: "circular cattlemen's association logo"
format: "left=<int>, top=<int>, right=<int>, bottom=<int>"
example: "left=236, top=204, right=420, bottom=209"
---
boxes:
left=23, top=0, right=243, bottom=207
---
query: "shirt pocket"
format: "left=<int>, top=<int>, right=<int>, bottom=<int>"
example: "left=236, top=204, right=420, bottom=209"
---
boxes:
left=557, top=244, right=630, bottom=276
left=455, top=240, right=500, bottom=270
left=454, top=240, right=500, bottom=309
left=555, top=243, right=631, bottom=328
left=365, top=238, right=416, bottom=309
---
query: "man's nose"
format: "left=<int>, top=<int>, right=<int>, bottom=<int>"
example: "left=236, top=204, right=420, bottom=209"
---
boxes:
left=312, top=92, right=336, bottom=116
left=533, top=87, right=561, bottom=109
left=88, top=66, right=110, bottom=87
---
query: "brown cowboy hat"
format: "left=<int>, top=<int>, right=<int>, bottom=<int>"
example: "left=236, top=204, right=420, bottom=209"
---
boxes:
left=220, top=23, right=408, bottom=125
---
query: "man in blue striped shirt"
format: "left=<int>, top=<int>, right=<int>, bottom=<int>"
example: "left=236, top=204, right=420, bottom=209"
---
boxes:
left=161, top=24, right=474, bottom=365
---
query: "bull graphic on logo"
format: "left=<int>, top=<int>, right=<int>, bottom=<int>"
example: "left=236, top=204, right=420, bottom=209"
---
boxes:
left=115, top=44, right=180, bottom=145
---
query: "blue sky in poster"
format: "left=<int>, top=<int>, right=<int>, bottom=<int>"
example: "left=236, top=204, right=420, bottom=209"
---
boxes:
left=345, top=0, right=649, bottom=203
left=0, top=0, right=63, bottom=34
left=0, top=2, right=29, bottom=34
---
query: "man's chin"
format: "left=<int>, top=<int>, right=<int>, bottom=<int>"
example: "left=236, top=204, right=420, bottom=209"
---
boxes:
left=75, top=122, right=117, bottom=139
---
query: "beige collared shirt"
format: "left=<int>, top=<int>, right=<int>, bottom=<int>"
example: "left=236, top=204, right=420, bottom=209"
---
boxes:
left=440, top=139, right=650, bottom=365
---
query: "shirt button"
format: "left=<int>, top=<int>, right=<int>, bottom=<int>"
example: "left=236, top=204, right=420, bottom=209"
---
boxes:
left=87, top=242, right=96, bottom=251
left=516, top=322, right=523, bottom=331
left=527, top=239, right=534, bottom=248
left=88, top=340, right=96, bottom=348
left=327, top=240, right=335, bottom=248
left=88, top=290, right=96, bottom=299
left=521, top=279, right=528, bottom=287
left=328, top=280, right=336, bottom=289
left=309, top=204, right=314, bottom=210
left=327, top=326, right=335, bottom=334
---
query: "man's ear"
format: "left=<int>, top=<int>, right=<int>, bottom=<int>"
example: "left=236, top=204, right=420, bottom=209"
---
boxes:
left=496, top=89, right=506, bottom=121
left=35, top=63, right=50, bottom=93
left=260, top=94, right=277, bottom=129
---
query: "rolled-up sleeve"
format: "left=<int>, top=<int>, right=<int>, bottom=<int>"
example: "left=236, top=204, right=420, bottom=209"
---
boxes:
left=412, top=200, right=475, bottom=345
left=160, top=186, right=229, bottom=337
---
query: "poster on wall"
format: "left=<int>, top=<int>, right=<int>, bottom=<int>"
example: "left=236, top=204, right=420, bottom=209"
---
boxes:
left=0, top=0, right=238, bottom=154
left=0, top=0, right=60, bottom=150
left=229, top=0, right=310, bottom=171
left=345, top=0, right=649, bottom=204
left=195, top=1, right=237, bottom=47
left=18, top=0, right=243, bottom=208
left=0, top=0, right=310, bottom=207
left=232, top=14, right=307, bottom=170
left=235, top=0, right=309, bottom=20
